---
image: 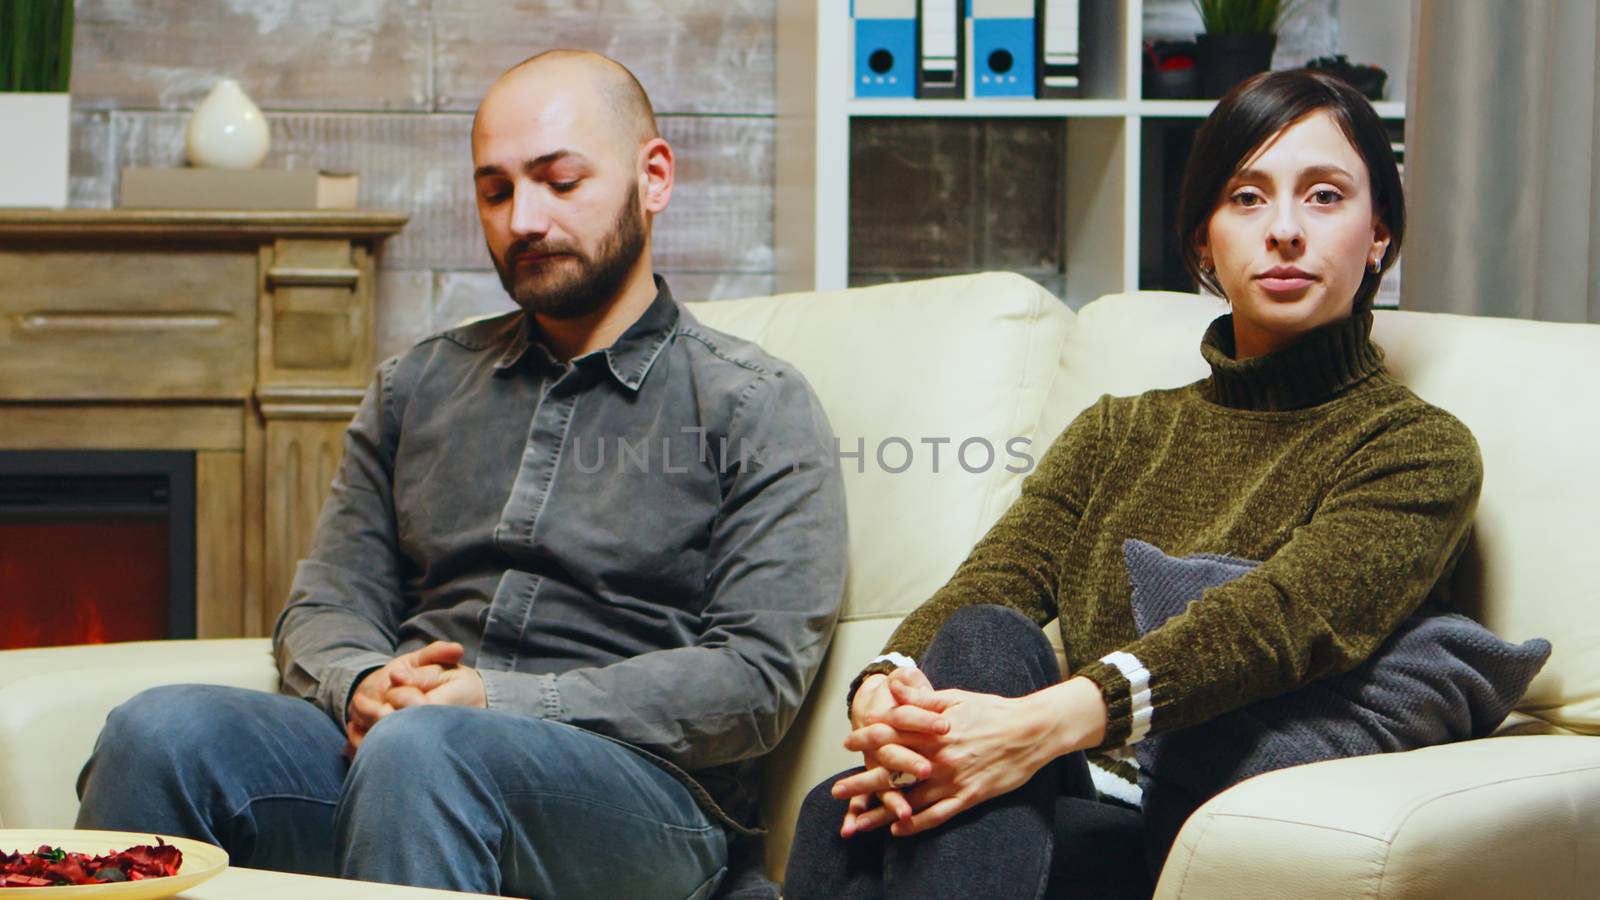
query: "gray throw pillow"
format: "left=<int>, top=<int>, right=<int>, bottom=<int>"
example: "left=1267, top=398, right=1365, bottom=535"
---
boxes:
left=1123, top=538, right=1552, bottom=858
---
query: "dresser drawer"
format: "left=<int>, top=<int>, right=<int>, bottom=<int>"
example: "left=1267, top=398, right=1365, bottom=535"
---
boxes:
left=0, top=246, right=257, bottom=401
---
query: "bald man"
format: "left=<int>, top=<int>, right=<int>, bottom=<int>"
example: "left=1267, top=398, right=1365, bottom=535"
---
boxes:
left=75, top=51, right=846, bottom=899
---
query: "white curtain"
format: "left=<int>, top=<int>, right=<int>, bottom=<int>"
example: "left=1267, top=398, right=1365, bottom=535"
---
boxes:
left=1404, top=0, right=1600, bottom=322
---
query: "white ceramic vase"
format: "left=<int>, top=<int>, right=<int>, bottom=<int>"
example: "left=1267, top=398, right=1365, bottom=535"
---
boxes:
left=186, top=79, right=270, bottom=169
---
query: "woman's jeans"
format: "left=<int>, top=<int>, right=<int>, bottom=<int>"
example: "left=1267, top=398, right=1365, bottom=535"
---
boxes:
left=784, top=605, right=1154, bottom=900
left=75, top=687, right=727, bottom=899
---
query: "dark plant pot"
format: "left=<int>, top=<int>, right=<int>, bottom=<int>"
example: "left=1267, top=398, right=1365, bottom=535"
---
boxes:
left=1195, top=33, right=1276, bottom=99
left=1147, top=66, right=1200, bottom=99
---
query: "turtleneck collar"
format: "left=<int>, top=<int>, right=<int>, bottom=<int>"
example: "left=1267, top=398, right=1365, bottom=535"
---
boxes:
left=1200, top=310, right=1386, bottom=411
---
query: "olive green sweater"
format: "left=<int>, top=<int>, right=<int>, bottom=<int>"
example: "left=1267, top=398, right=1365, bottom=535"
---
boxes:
left=855, top=310, right=1483, bottom=773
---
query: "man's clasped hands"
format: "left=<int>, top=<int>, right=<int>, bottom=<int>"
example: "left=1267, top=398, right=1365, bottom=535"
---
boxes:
left=344, top=641, right=485, bottom=757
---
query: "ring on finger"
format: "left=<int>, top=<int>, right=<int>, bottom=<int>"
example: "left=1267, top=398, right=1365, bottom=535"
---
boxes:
left=888, top=770, right=920, bottom=788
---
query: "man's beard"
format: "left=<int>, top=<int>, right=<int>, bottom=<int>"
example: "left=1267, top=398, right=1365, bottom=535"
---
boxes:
left=492, top=187, right=648, bottom=320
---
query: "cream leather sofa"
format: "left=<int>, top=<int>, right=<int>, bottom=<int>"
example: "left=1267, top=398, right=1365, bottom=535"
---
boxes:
left=3, top=273, right=1597, bottom=898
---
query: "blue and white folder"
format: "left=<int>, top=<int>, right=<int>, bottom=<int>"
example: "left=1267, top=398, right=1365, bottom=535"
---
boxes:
left=969, top=0, right=1036, bottom=97
left=854, top=0, right=917, bottom=98
left=1035, top=0, right=1082, bottom=97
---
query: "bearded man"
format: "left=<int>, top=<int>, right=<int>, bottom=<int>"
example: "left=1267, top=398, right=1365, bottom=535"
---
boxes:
left=75, top=50, right=846, bottom=900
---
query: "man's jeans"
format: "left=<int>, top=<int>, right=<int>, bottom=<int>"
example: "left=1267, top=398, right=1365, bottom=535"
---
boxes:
left=76, top=686, right=727, bottom=899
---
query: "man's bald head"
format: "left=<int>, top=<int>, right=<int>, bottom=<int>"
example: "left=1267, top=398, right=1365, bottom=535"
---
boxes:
left=471, top=50, right=674, bottom=325
left=476, top=49, right=659, bottom=158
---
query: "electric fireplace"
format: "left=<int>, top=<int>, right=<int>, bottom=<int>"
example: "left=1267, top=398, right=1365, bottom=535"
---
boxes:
left=0, top=450, right=195, bottom=648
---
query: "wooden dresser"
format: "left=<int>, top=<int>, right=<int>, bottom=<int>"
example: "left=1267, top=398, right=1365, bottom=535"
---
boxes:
left=0, top=210, right=408, bottom=637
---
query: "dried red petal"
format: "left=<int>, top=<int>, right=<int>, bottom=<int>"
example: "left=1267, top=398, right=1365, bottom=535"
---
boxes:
left=42, top=857, right=95, bottom=885
left=108, top=839, right=182, bottom=877
left=0, top=839, right=183, bottom=886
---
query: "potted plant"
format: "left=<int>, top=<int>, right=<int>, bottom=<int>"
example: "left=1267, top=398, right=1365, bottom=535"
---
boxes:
left=1, top=0, right=74, bottom=208
left=1193, top=0, right=1291, bottom=99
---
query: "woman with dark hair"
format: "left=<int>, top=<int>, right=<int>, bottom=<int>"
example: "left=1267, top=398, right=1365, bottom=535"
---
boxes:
left=783, top=69, right=1482, bottom=898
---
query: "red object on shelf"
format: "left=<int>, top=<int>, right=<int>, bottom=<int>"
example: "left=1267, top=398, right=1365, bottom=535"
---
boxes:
left=0, top=521, right=169, bottom=649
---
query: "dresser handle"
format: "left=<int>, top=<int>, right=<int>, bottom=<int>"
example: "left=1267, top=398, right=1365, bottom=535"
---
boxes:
left=265, top=266, right=360, bottom=289
left=17, top=312, right=227, bottom=332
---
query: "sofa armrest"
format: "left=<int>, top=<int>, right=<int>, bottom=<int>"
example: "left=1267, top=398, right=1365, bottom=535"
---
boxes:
left=0, top=639, right=278, bottom=828
left=1155, top=735, right=1600, bottom=900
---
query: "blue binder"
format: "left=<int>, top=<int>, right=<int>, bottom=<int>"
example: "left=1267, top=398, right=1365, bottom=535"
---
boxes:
left=854, top=0, right=917, bottom=98
left=970, top=0, right=1036, bottom=98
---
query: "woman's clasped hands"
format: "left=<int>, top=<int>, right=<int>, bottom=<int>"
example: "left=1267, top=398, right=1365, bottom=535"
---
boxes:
left=834, top=667, right=1105, bottom=839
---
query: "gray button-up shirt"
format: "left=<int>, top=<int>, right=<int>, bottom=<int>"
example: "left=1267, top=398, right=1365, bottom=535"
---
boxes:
left=272, top=278, right=847, bottom=831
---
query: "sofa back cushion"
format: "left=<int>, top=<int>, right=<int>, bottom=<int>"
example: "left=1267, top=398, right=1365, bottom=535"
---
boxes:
left=1063, top=292, right=1600, bottom=736
left=687, top=272, right=1074, bottom=623
left=1371, top=307, right=1600, bottom=734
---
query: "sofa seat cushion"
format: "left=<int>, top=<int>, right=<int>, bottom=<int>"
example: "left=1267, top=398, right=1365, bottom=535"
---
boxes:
left=1155, top=734, right=1600, bottom=899
left=0, top=639, right=276, bottom=828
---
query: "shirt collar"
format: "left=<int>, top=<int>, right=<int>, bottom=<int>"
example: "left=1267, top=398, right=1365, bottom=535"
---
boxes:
left=492, top=275, right=680, bottom=392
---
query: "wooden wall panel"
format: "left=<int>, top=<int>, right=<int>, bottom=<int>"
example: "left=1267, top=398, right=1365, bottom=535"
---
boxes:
left=654, top=115, right=775, bottom=273
left=70, top=0, right=431, bottom=111
left=430, top=0, right=776, bottom=114
left=111, top=111, right=775, bottom=277
left=668, top=272, right=776, bottom=303
left=375, top=269, right=434, bottom=362
left=433, top=270, right=776, bottom=333
left=432, top=271, right=516, bottom=332
left=112, top=112, right=473, bottom=271
left=69, top=105, right=112, bottom=208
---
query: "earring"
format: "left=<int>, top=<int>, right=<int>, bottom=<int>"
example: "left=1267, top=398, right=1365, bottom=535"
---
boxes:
left=1201, top=258, right=1214, bottom=273
left=1369, top=257, right=1382, bottom=273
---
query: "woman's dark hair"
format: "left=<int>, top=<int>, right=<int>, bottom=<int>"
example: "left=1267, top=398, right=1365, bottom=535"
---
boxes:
left=1175, top=69, right=1405, bottom=312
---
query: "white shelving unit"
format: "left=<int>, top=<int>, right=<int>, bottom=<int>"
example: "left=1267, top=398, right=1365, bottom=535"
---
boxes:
left=775, top=0, right=1409, bottom=306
